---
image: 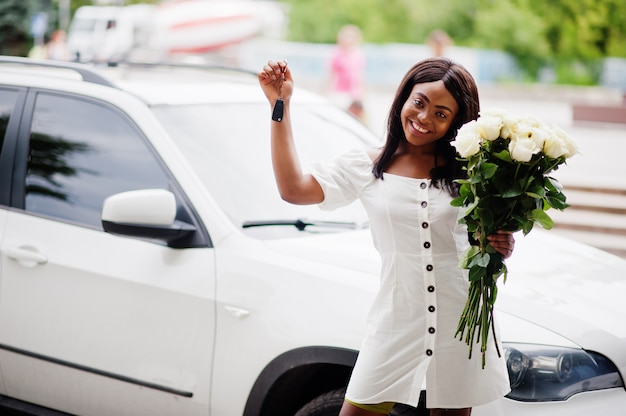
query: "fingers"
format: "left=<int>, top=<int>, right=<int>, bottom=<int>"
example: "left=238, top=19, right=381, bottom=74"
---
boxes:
left=258, top=59, right=288, bottom=83
left=487, top=231, right=515, bottom=259
left=258, top=59, right=292, bottom=102
left=267, top=59, right=288, bottom=79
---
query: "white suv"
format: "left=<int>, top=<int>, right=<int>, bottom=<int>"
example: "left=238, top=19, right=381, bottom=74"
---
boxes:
left=0, top=56, right=624, bottom=416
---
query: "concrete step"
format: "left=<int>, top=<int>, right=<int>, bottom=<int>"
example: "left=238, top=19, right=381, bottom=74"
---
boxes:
left=561, top=188, right=626, bottom=215
left=550, top=208, right=626, bottom=235
left=573, top=103, right=626, bottom=124
left=547, top=185, right=626, bottom=259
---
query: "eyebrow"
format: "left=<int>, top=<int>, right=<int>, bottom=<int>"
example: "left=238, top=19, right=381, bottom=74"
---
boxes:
left=414, top=92, right=455, bottom=114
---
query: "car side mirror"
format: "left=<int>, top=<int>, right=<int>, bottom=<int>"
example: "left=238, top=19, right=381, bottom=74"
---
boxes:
left=101, top=189, right=195, bottom=246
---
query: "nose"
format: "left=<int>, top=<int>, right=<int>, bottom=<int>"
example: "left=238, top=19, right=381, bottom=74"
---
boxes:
left=417, top=109, right=432, bottom=125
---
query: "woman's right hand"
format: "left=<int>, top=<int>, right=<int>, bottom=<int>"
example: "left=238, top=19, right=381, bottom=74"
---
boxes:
left=257, top=59, right=293, bottom=105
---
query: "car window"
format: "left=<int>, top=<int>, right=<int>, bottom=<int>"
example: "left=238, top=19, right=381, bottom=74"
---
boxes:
left=24, top=92, right=171, bottom=229
left=0, top=88, right=22, bottom=206
left=0, top=88, right=20, bottom=161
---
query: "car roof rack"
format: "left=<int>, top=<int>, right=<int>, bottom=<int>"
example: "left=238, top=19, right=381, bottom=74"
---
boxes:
left=116, top=60, right=257, bottom=76
left=0, top=55, right=116, bottom=88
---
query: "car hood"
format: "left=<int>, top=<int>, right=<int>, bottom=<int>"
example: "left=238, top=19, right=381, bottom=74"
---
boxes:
left=265, top=228, right=626, bottom=373
left=498, top=229, right=626, bottom=374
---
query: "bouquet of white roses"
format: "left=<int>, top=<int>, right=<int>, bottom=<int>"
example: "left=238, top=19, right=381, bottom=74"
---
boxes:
left=450, top=108, right=579, bottom=368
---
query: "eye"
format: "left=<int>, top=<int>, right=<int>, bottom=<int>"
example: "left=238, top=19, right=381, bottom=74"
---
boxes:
left=436, top=112, right=447, bottom=119
left=413, top=99, right=424, bottom=108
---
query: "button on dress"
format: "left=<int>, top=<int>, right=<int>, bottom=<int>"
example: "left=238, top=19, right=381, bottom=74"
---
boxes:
left=309, top=149, right=510, bottom=409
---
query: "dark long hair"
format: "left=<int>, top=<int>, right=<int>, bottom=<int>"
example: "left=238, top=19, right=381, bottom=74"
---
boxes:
left=372, top=57, right=480, bottom=195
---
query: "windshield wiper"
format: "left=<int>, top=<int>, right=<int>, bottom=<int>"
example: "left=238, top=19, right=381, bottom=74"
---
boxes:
left=242, top=219, right=367, bottom=231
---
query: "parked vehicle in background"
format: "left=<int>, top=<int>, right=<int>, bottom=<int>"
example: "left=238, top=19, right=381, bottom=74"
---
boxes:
left=66, top=4, right=153, bottom=62
left=0, top=56, right=624, bottom=416
left=67, top=1, right=287, bottom=63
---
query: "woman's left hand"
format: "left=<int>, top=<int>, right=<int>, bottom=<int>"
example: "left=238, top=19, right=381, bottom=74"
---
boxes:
left=487, top=231, right=516, bottom=259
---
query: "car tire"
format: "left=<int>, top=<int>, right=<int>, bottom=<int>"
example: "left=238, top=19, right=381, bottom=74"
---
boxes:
left=294, top=388, right=345, bottom=416
left=294, top=388, right=424, bottom=416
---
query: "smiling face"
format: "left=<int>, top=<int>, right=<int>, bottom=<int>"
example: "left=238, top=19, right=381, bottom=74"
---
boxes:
left=400, top=80, right=459, bottom=148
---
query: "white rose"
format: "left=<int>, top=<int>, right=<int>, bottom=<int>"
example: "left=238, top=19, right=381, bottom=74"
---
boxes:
left=481, top=108, right=517, bottom=139
left=509, top=120, right=548, bottom=149
left=525, top=115, right=543, bottom=128
left=452, top=124, right=481, bottom=157
left=476, top=115, right=503, bottom=141
left=509, top=136, right=540, bottom=162
left=458, top=119, right=479, bottom=136
left=500, top=116, right=516, bottom=139
left=530, top=124, right=551, bottom=149
left=550, top=124, right=580, bottom=158
left=543, top=131, right=568, bottom=159
left=480, top=108, right=508, bottom=118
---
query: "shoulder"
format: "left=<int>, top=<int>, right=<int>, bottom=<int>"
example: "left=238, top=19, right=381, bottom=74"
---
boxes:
left=329, top=148, right=376, bottom=171
left=310, top=148, right=377, bottom=182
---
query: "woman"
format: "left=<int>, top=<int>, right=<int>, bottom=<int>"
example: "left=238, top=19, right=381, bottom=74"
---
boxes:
left=258, top=57, right=514, bottom=416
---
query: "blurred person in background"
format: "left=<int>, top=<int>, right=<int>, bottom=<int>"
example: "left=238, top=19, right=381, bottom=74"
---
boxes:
left=327, top=24, right=367, bottom=123
left=28, top=32, right=50, bottom=60
left=427, top=29, right=453, bottom=58
left=46, top=30, right=73, bottom=61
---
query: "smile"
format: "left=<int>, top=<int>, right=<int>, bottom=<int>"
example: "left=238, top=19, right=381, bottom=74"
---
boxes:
left=411, top=120, right=430, bottom=134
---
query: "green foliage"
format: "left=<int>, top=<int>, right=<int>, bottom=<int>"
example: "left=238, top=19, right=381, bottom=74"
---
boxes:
left=470, top=0, right=551, bottom=78
left=407, top=1, right=478, bottom=49
left=285, top=0, right=414, bottom=43
left=282, top=0, right=626, bottom=83
left=0, top=0, right=30, bottom=55
left=0, top=0, right=163, bottom=57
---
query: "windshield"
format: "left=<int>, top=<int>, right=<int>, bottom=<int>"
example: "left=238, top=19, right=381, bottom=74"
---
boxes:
left=153, top=102, right=381, bottom=238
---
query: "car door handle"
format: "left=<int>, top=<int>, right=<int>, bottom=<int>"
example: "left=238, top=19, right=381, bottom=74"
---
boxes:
left=5, top=246, right=48, bottom=267
left=224, top=305, right=250, bottom=319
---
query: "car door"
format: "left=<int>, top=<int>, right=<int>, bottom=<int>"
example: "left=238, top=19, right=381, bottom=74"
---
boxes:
left=0, top=89, right=215, bottom=416
left=0, top=85, right=28, bottom=397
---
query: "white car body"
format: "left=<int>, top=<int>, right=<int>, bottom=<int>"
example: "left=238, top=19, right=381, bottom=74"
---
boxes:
left=0, top=57, right=624, bottom=416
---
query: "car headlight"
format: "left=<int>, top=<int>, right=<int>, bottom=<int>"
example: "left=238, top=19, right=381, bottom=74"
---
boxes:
left=504, top=343, right=624, bottom=402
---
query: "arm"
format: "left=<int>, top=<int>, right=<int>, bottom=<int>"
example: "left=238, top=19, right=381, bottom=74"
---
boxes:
left=258, top=60, right=325, bottom=205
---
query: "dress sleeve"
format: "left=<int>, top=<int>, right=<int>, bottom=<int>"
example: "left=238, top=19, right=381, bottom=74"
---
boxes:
left=309, top=148, right=375, bottom=211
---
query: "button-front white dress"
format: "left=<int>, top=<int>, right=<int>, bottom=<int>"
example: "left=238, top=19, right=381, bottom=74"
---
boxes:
left=309, top=149, right=511, bottom=409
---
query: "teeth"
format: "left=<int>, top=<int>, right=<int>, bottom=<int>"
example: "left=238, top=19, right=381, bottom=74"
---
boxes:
left=412, top=121, right=429, bottom=133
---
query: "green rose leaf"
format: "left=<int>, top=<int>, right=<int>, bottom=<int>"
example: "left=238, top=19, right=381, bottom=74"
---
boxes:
left=468, top=264, right=486, bottom=282
left=480, top=162, right=498, bottom=179
left=501, top=184, right=523, bottom=198
left=545, top=177, right=564, bottom=193
left=493, top=149, right=513, bottom=163
left=545, top=192, right=569, bottom=210
left=458, top=245, right=480, bottom=269
left=531, top=208, right=554, bottom=229
left=450, top=195, right=465, bottom=207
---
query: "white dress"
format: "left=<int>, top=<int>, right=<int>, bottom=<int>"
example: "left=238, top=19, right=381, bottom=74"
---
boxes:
left=309, top=148, right=511, bottom=409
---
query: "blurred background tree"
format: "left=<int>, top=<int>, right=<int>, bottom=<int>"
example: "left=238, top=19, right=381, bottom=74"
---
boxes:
left=3, top=0, right=625, bottom=85
left=0, top=0, right=158, bottom=57
left=0, top=0, right=31, bottom=56
left=284, top=0, right=626, bottom=84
